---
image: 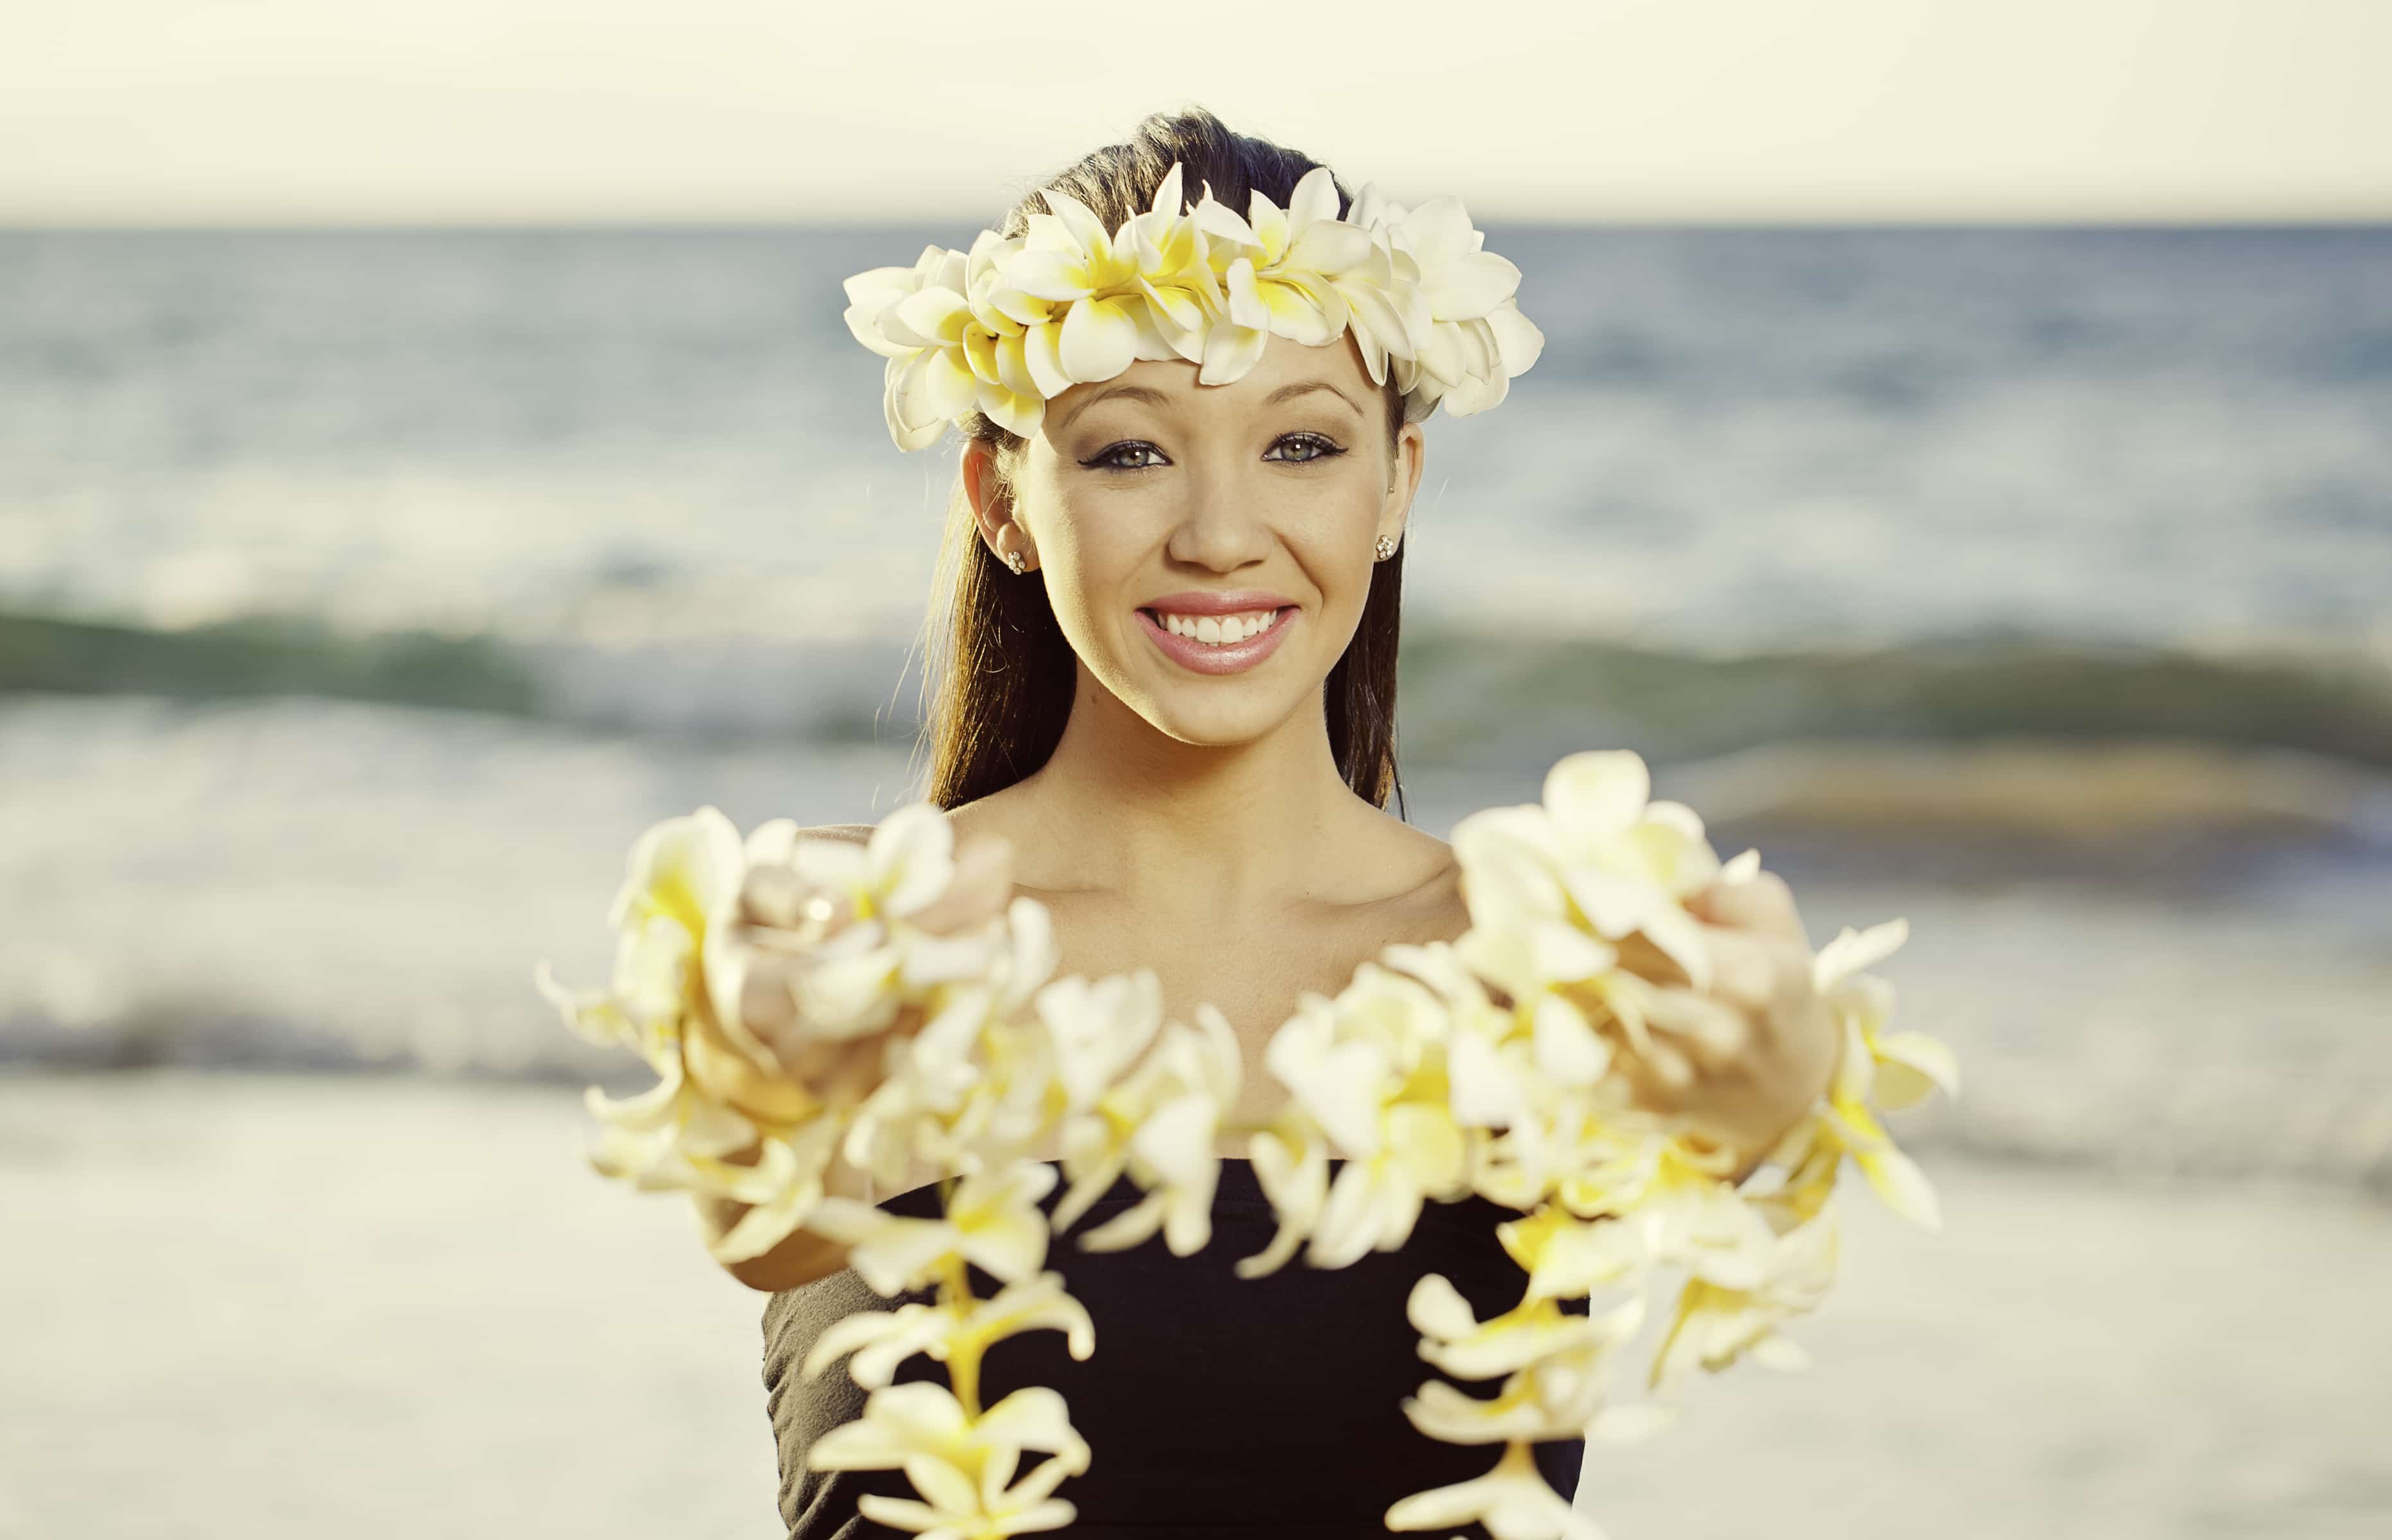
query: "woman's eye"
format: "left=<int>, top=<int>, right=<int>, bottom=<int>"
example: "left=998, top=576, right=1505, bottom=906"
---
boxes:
left=1080, top=432, right=1347, bottom=472
left=1084, top=441, right=1166, bottom=471
left=1266, top=432, right=1347, bottom=465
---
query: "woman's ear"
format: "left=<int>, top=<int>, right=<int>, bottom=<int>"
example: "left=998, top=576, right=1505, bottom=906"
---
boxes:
left=1377, top=421, right=1427, bottom=549
left=961, top=437, right=1008, bottom=551
left=962, top=437, right=1034, bottom=572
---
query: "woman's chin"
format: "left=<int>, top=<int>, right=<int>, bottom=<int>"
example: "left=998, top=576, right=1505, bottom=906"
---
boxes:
left=1131, top=678, right=1317, bottom=748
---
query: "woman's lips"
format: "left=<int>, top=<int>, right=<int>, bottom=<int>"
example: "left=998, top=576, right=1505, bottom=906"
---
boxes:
left=1134, top=606, right=1296, bottom=675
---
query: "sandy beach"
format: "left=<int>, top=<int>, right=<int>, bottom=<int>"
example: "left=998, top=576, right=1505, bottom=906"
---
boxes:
left=3, top=1068, right=2387, bottom=1539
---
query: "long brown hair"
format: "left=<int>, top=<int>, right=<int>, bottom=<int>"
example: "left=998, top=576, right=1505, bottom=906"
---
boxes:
left=908, top=105, right=1411, bottom=817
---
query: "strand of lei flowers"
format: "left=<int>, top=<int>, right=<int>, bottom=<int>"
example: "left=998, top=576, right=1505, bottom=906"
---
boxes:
left=535, top=749, right=1959, bottom=1539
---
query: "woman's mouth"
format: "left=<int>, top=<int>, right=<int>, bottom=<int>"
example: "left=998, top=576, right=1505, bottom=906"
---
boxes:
left=1134, top=605, right=1296, bottom=675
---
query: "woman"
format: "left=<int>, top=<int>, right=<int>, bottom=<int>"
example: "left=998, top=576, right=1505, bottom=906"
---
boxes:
left=705, top=105, right=1837, bottom=1537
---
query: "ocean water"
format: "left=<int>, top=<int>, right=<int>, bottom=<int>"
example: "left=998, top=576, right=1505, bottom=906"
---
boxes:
left=2, top=227, right=2388, bottom=1191
left=5, top=226, right=2390, bottom=654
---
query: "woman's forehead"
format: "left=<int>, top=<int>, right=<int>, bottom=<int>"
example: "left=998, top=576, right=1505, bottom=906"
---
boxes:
left=1045, top=332, right=1374, bottom=428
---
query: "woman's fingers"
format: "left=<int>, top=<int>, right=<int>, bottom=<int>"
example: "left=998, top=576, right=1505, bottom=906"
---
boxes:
left=1687, top=867, right=1806, bottom=946
left=1617, top=920, right=1789, bottom=1013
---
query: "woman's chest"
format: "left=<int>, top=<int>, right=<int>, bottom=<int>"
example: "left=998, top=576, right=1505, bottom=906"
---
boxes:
left=1026, top=884, right=1472, bottom=1141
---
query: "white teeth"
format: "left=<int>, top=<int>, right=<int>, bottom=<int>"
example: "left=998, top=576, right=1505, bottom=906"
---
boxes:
left=1157, top=608, right=1280, bottom=646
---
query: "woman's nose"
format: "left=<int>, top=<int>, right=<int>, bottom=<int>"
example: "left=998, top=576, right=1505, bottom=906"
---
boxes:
left=1164, top=463, right=1274, bottom=570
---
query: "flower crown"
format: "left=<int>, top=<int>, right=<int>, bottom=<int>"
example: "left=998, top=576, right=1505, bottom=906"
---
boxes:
left=842, top=161, right=1545, bottom=451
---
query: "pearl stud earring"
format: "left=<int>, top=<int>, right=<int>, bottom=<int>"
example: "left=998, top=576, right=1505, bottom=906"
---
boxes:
left=1373, top=534, right=1399, bottom=561
left=1001, top=547, right=1027, bottom=575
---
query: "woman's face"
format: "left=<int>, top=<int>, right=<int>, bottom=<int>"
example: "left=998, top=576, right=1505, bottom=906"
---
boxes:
left=987, top=330, right=1426, bottom=749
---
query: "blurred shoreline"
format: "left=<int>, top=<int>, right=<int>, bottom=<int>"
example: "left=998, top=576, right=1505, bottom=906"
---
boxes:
left=3, top=685, right=2388, bottom=1198
left=7, top=604, right=2390, bottom=772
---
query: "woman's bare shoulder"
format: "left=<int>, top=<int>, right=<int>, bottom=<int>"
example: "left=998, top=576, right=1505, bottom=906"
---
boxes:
left=796, top=822, right=876, bottom=845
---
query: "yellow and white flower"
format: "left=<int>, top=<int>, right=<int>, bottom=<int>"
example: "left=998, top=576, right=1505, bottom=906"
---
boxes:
left=1233, top=1109, right=1333, bottom=1279
left=579, top=1046, right=757, bottom=1192
left=1042, top=970, right=1173, bottom=1234
left=1779, top=917, right=1960, bottom=1230
left=535, top=803, right=743, bottom=1068
left=1384, top=1440, right=1605, bottom=1540
left=810, top=1381, right=1087, bottom=1537
left=1344, top=186, right=1542, bottom=417
left=843, top=244, right=979, bottom=452
left=701, top=1116, right=852, bottom=1265
left=1187, top=163, right=1379, bottom=378
left=1454, top=749, right=1722, bottom=1000
left=804, top=1270, right=1096, bottom=1392
left=1649, top=1204, right=1840, bottom=1390
left=1540, top=1125, right=1783, bottom=1292
left=1075, top=1004, right=1243, bottom=1257
left=807, top=1162, right=1058, bottom=1296
left=1264, top=967, right=1472, bottom=1270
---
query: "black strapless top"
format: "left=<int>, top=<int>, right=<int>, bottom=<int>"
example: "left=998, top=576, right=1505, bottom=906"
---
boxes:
left=761, top=1159, right=1584, bottom=1538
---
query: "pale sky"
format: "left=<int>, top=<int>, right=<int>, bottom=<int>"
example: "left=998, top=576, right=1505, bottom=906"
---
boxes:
left=5, top=0, right=2388, bottom=224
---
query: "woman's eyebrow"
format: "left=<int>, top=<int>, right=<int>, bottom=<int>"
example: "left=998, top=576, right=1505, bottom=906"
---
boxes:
left=1055, top=377, right=1361, bottom=435
left=1265, top=380, right=1361, bottom=416
left=1054, top=383, right=1171, bottom=434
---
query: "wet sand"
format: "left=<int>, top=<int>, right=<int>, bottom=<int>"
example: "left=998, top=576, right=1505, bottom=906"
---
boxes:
left=1, top=1069, right=2386, bottom=1539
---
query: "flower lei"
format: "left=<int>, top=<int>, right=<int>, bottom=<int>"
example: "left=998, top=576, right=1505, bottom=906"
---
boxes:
left=537, top=749, right=1958, bottom=1538
left=841, top=160, right=1545, bottom=451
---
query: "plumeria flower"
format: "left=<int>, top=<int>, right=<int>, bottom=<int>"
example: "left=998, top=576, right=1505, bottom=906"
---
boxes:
left=1116, top=163, right=1228, bottom=363
left=843, top=244, right=977, bottom=450
left=574, top=805, right=746, bottom=1044
left=1075, top=1004, right=1242, bottom=1257
left=1264, top=971, right=1472, bottom=1270
left=700, top=1115, right=850, bottom=1265
left=1316, top=180, right=1433, bottom=389
left=581, top=1045, right=760, bottom=1195
left=1401, top=1296, right=1644, bottom=1446
left=533, top=927, right=676, bottom=1065
left=957, top=229, right=1057, bottom=438
left=838, top=975, right=1020, bottom=1189
left=786, top=803, right=959, bottom=929
left=807, top=1163, right=1058, bottom=1296
left=1384, top=945, right=1531, bottom=1129
left=1649, top=1205, right=1840, bottom=1390
left=1798, top=917, right=1959, bottom=1230
left=1006, top=178, right=1167, bottom=386
left=1814, top=918, right=1960, bottom=1115
left=1492, top=1202, right=1650, bottom=1302
left=856, top=1449, right=1079, bottom=1540
left=1233, top=1109, right=1332, bottom=1279
left=1384, top=1440, right=1606, bottom=1540
left=1409, top=1273, right=1619, bottom=1382
left=1454, top=749, right=1722, bottom=999
left=1372, top=194, right=1540, bottom=416
left=1039, top=970, right=1166, bottom=1116
left=558, top=803, right=753, bottom=1048
left=1189, top=163, right=1378, bottom=378
left=1534, top=1120, right=1783, bottom=1292
left=803, top=1270, right=1096, bottom=1391
left=942, top=1000, right=1074, bottom=1174
left=1042, top=971, right=1173, bottom=1233
left=1404, top=1276, right=1648, bottom=1439
left=734, top=807, right=1028, bottom=1049
left=809, top=1381, right=1087, bottom=1537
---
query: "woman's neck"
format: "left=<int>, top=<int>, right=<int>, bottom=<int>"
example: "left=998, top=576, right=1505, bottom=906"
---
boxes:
left=1001, top=668, right=1367, bottom=923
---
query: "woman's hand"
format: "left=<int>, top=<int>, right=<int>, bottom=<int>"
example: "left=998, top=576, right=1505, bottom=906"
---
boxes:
left=1607, top=869, right=1841, bottom=1176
